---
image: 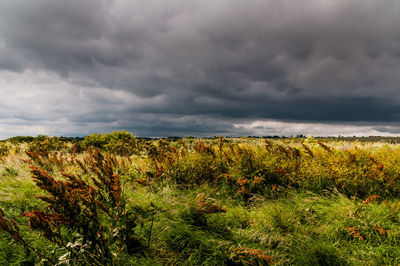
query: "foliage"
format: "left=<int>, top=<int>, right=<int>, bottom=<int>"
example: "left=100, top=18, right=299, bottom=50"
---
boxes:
left=228, top=247, right=273, bottom=265
left=3, top=136, right=400, bottom=264
left=27, top=136, right=68, bottom=154
left=0, top=142, right=10, bottom=156
left=0, top=150, right=143, bottom=265
left=82, top=131, right=138, bottom=156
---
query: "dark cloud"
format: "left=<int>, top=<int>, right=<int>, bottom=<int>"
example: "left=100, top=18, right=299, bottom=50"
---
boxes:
left=1, top=0, right=400, bottom=137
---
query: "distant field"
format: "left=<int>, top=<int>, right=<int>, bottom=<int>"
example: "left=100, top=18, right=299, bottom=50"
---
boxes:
left=2, top=132, right=400, bottom=265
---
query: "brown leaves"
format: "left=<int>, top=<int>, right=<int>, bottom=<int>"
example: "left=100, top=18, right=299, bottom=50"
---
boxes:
left=301, top=143, right=314, bottom=157
left=237, top=176, right=265, bottom=196
left=318, top=141, right=333, bottom=153
left=1, top=148, right=145, bottom=264
left=229, top=247, right=273, bottom=265
left=194, top=140, right=214, bottom=154
left=135, top=178, right=151, bottom=186
left=84, top=150, right=122, bottom=208
left=22, top=211, right=64, bottom=241
left=196, top=194, right=226, bottom=214
left=372, top=224, right=390, bottom=236
left=0, top=208, right=23, bottom=244
left=25, top=150, right=124, bottom=239
left=0, top=208, right=57, bottom=264
left=363, top=195, right=380, bottom=205
left=347, top=226, right=365, bottom=241
left=30, top=166, right=61, bottom=194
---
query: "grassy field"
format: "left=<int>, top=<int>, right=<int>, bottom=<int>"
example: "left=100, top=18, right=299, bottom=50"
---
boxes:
left=1, top=133, right=400, bottom=265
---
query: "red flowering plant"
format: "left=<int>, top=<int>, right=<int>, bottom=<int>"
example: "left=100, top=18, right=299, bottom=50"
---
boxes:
left=0, top=150, right=142, bottom=265
left=237, top=176, right=265, bottom=201
left=229, top=247, right=273, bottom=265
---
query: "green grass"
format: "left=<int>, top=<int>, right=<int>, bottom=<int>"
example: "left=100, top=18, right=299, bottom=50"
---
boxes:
left=2, top=137, right=400, bottom=264
left=117, top=182, right=400, bottom=265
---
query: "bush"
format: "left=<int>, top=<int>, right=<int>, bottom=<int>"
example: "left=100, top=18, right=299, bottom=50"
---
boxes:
left=27, top=136, right=68, bottom=154
left=82, top=131, right=137, bottom=156
left=0, top=142, right=9, bottom=156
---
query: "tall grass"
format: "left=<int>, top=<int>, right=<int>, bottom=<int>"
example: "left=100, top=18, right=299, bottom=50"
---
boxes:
left=2, top=135, right=400, bottom=264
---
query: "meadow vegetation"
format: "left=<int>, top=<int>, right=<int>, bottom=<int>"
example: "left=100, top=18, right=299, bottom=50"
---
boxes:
left=1, top=132, right=400, bottom=265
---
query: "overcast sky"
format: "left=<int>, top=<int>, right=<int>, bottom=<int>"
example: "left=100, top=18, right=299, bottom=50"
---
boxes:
left=1, top=0, right=400, bottom=138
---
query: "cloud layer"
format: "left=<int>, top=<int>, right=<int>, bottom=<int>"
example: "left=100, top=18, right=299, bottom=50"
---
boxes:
left=1, top=0, right=400, bottom=138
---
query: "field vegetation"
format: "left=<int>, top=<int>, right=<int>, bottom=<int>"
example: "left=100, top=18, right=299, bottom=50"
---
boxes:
left=1, top=132, right=400, bottom=265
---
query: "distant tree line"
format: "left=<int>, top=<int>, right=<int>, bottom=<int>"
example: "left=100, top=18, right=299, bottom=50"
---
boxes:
left=3, top=132, right=400, bottom=145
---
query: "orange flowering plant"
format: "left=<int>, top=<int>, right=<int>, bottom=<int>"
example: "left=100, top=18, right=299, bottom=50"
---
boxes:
left=0, top=150, right=143, bottom=265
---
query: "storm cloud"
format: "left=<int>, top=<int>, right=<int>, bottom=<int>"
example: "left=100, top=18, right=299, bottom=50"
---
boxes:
left=1, top=0, right=400, bottom=138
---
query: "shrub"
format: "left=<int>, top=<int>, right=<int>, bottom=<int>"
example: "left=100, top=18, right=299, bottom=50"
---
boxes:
left=81, top=133, right=108, bottom=149
left=82, top=131, right=137, bottom=156
left=0, top=142, right=9, bottom=156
